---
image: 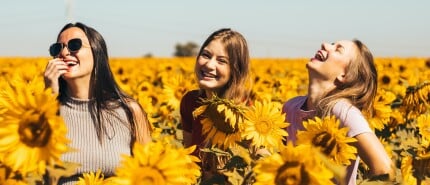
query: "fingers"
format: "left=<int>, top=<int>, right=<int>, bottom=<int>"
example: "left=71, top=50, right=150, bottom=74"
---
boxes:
left=44, top=59, right=68, bottom=93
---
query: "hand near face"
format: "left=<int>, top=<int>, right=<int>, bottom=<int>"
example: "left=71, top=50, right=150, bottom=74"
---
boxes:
left=44, top=58, right=68, bottom=94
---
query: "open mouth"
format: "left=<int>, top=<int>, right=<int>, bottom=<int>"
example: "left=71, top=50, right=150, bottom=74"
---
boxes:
left=65, top=61, right=78, bottom=68
left=66, top=62, right=78, bottom=67
left=201, top=71, right=217, bottom=79
left=313, top=50, right=327, bottom=62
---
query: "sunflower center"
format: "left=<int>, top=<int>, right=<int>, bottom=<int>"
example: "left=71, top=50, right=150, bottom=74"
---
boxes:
left=135, top=167, right=165, bottom=185
left=18, top=114, right=52, bottom=147
left=381, top=75, right=391, bottom=85
left=255, top=118, right=271, bottom=134
left=312, top=132, right=337, bottom=156
left=275, top=161, right=310, bottom=185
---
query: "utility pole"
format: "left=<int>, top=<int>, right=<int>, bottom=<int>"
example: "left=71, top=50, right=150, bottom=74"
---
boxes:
left=65, top=0, right=74, bottom=23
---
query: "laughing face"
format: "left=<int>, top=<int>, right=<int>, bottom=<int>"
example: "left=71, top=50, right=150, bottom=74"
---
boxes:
left=307, top=40, right=358, bottom=82
left=57, top=27, right=94, bottom=81
left=195, top=39, right=231, bottom=95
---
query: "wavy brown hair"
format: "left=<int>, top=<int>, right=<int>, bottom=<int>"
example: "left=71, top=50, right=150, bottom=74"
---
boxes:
left=196, top=28, right=252, bottom=103
left=317, top=39, right=378, bottom=117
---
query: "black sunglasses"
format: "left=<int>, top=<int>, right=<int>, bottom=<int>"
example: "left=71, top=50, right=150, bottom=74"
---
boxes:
left=49, top=38, right=83, bottom=57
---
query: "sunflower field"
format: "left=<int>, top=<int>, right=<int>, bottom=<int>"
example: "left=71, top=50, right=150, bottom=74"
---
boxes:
left=0, top=57, right=429, bottom=184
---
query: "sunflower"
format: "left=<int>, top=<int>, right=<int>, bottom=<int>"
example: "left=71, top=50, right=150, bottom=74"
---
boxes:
left=401, top=154, right=430, bottom=185
left=253, top=143, right=334, bottom=185
left=242, top=100, right=288, bottom=152
left=76, top=169, right=105, bottom=185
left=162, top=75, right=196, bottom=110
left=417, top=114, right=430, bottom=142
left=0, top=80, right=70, bottom=175
left=401, top=156, right=417, bottom=185
left=109, top=142, right=201, bottom=185
left=193, top=96, right=247, bottom=149
left=364, top=89, right=396, bottom=130
left=296, top=116, right=357, bottom=165
left=401, top=82, right=430, bottom=119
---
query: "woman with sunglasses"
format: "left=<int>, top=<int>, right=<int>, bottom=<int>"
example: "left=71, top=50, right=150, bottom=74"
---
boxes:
left=44, top=22, right=151, bottom=184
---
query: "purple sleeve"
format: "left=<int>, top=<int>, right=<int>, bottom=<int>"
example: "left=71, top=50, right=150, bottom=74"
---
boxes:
left=282, top=96, right=308, bottom=143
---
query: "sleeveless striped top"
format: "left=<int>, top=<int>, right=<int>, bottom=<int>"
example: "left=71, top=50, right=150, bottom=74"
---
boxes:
left=58, top=96, right=132, bottom=185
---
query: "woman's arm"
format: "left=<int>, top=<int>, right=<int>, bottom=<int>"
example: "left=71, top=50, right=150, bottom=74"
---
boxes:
left=354, top=132, right=394, bottom=179
left=332, top=100, right=394, bottom=180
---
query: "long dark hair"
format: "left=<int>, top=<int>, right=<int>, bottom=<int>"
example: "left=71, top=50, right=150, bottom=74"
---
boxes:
left=196, top=28, right=251, bottom=103
left=57, top=22, right=138, bottom=144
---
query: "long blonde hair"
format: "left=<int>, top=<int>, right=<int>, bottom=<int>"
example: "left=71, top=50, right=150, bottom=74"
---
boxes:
left=317, top=39, right=377, bottom=117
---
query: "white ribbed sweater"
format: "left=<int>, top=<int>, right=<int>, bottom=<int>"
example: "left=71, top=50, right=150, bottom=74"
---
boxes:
left=58, top=97, right=132, bottom=185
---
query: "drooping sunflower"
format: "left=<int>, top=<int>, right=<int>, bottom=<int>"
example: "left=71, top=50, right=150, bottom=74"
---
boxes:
left=242, top=100, right=288, bottom=152
left=296, top=116, right=357, bottom=165
left=401, top=82, right=430, bottom=119
left=76, top=169, right=105, bottom=185
left=253, top=143, right=334, bottom=185
left=0, top=80, right=70, bottom=175
left=109, top=142, right=201, bottom=185
left=193, top=95, right=247, bottom=149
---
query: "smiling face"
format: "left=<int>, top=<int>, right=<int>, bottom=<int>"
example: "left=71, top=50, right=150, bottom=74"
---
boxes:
left=195, top=39, right=231, bottom=96
left=57, top=27, right=94, bottom=82
left=307, top=40, right=358, bottom=83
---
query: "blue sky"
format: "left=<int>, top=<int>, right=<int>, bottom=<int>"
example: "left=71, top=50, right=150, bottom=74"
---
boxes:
left=1, top=0, right=429, bottom=58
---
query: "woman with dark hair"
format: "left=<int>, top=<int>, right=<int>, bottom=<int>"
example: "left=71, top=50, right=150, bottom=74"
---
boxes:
left=44, top=22, right=151, bottom=184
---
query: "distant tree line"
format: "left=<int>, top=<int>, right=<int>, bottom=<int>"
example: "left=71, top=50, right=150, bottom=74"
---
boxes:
left=173, top=42, right=199, bottom=57
left=142, top=41, right=199, bottom=58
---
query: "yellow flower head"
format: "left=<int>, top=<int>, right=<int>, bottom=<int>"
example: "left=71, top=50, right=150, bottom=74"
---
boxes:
left=193, top=95, right=246, bottom=149
left=400, top=154, right=430, bottom=185
left=364, top=89, right=396, bottom=130
left=76, top=169, right=105, bottom=185
left=417, top=113, right=430, bottom=143
left=162, top=75, right=196, bottom=110
left=254, top=143, right=334, bottom=185
left=0, top=79, right=70, bottom=175
left=296, top=116, right=357, bottom=165
left=110, top=142, right=201, bottom=185
left=401, top=155, right=416, bottom=185
left=243, top=100, right=289, bottom=152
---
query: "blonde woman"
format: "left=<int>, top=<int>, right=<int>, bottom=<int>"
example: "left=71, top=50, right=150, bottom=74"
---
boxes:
left=282, top=40, right=393, bottom=184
